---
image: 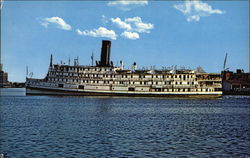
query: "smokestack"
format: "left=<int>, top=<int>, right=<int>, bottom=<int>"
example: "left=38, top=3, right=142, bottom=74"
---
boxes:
left=99, top=40, right=111, bottom=67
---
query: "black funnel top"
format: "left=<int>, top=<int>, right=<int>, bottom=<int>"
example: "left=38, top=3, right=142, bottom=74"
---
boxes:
left=98, top=40, right=112, bottom=67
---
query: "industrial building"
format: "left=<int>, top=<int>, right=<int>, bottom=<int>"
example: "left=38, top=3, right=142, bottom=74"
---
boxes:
left=222, top=69, right=250, bottom=95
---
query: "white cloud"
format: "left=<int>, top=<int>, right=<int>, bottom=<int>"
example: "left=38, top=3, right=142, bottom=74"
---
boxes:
left=121, top=31, right=140, bottom=40
left=111, top=17, right=132, bottom=30
left=125, top=17, right=154, bottom=33
left=107, top=0, right=148, bottom=6
left=107, top=0, right=148, bottom=11
left=41, top=17, right=72, bottom=30
left=109, top=16, right=153, bottom=40
left=173, top=0, right=225, bottom=22
left=187, top=15, right=200, bottom=22
left=111, top=16, right=154, bottom=33
left=101, top=15, right=109, bottom=25
left=76, top=27, right=117, bottom=40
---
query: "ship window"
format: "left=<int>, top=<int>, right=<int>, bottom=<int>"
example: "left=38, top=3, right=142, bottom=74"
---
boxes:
left=155, top=88, right=162, bottom=92
left=131, top=75, right=133, bottom=78
left=156, top=75, right=158, bottom=78
left=152, top=75, right=154, bottom=78
left=79, top=85, right=84, bottom=89
left=58, top=84, right=64, bottom=88
left=176, top=82, right=178, bottom=85
left=188, top=88, right=190, bottom=92
left=140, top=81, right=142, bottom=85
left=144, top=82, right=147, bottom=85
left=156, top=82, right=158, bottom=85
left=180, top=82, right=182, bottom=85
left=215, top=88, right=221, bottom=91
left=128, top=87, right=135, bottom=91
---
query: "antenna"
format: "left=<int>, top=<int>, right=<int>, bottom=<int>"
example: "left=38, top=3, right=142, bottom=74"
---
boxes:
left=223, top=53, right=227, bottom=70
left=91, top=51, right=94, bottom=66
left=26, top=65, right=29, bottom=76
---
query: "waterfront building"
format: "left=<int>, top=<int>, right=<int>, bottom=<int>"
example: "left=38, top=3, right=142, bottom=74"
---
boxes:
left=0, top=64, right=9, bottom=88
left=222, top=69, right=250, bottom=95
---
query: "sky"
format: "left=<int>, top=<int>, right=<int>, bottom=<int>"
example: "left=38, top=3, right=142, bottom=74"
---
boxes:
left=1, top=0, right=249, bottom=82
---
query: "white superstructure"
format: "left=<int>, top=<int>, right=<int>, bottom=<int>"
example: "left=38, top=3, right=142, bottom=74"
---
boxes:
left=26, top=40, right=222, bottom=97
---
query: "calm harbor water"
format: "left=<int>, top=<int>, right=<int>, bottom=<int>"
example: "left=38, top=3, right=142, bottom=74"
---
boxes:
left=0, top=88, right=250, bottom=157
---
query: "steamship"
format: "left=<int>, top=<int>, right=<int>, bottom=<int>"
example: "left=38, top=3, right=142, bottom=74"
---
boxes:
left=26, top=40, right=222, bottom=97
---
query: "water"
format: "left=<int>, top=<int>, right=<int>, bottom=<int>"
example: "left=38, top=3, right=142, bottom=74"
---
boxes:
left=0, top=88, right=250, bottom=157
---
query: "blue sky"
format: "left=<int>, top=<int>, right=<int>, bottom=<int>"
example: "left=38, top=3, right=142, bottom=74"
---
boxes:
left=1, top=0, right=249, bottom=82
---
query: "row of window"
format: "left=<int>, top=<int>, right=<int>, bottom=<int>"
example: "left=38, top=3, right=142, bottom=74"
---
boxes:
left=53, top=67, right=113, bottom=72
left=48, top=77, right=196, bottom=85
left=49, top=72, right=196, bottom=80
left=152, top=88, right=215, bottom=92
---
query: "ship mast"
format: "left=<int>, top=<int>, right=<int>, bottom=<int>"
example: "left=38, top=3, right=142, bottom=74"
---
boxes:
left=91, top=51, right=94, bottom=66
left=223, top=53, right=227, bottom=70
left=50, top=54, right=53, bottom=67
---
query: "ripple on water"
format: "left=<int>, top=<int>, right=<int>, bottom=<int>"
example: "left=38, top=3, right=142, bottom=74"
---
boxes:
left=0, top=89, right=250, bottom=157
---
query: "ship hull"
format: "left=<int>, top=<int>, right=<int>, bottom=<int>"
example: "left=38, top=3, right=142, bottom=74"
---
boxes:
left=26, top=86, right=222, bottom=98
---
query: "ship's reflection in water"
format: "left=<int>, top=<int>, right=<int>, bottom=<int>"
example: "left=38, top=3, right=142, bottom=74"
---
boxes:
left=0, top=88, right=250, bottom=157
